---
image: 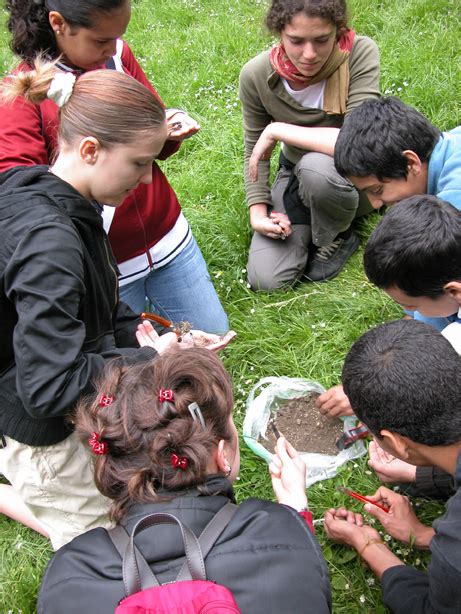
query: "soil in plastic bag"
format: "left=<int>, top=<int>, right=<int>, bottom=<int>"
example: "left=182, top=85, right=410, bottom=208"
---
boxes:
left=266, top=392, right=343, bottom=456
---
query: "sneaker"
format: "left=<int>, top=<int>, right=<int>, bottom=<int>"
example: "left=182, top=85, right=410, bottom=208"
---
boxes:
left=304, top=231, right=360, bottom=282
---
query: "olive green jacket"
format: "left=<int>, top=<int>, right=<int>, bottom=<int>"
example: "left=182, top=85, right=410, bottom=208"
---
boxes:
left=239, top=36, right=380, bottom=207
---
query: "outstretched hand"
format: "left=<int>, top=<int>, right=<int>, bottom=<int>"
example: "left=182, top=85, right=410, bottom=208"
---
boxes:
left=187, top=329, right=237, bottom=352
left=166, top=110, right=200, bottom=141
left=324, top=507, right=378, bottom=548
left=269, top=437, right=308, bottom=511
left=324, top=506, right=405, bottom=580
left=137, top=321, right=236, bottom=353
left=136, top=320, right=179, bottom=354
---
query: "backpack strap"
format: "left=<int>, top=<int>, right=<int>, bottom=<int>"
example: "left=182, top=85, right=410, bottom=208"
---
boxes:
left=108, top=524, right=158, bottom=588
left=122, top=513, right=206, bottom=596
left=107, top=502, right=238, bottom=595
left=176, top=501, right=237, bottom=581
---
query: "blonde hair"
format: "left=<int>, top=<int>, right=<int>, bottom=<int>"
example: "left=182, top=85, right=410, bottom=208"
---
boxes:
left=1, top=56, right=166, bottom=147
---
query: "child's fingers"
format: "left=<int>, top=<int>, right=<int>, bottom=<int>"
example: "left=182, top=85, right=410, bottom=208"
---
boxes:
left=140, top=320, right=161, bottom=342
left=275, top=437, right=292, bottom=463
left=135, top=330, right=145, bottom=346
left=274, top=437, right=296, bottom=459
left=369, top=485, right=396, bottom=502
left=284, top=438, right=300, bottom=459
left=371, top=440, right=392, bottom=464
left=268, top=461, right=281, bottom=477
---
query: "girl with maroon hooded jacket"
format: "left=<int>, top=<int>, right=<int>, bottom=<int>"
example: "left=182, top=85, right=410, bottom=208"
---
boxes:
left=0, top=0, right=229, bottom=333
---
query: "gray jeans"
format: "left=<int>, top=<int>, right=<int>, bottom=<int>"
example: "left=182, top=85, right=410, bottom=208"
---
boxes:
left=247, top=152, right=371, bottom=290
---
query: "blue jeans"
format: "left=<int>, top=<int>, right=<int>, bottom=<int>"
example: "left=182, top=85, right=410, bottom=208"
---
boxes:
left=119, top=236, right=229, bottom=334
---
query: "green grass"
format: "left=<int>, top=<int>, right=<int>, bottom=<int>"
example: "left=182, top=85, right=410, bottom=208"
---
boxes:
left=1, top=0, right=460, bottom=611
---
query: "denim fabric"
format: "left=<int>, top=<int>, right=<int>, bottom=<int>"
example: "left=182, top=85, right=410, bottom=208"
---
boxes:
left=119, top=236, right=229, bottom=334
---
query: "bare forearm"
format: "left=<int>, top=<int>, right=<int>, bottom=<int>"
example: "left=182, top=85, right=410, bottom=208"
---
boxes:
left=249, top=203, right=269, bottom=225
left=357, top=541, right=405, bottom=580
left=268, top=123, right=339, bottom=156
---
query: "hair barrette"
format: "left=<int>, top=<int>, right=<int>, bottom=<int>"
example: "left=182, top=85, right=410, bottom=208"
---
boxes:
left=171, top=452, right=188, bottom=470
left=47, top=71, right=76, bottom=108
left=159, top=388, right=174, bottom=403
left=88, top=432, right=108, bottom=455
left=98, top=394, right=114, bottom=407
left=188, top=402, right=205, bottom=429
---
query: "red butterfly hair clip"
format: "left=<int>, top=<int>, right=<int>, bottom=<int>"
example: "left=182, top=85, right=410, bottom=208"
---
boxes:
left=171, top=452, right=188, bottom=470
left=159, top=389, right=174, bottom=403
left=88, top=432, right=108, bottom=455
left=98, top=394, right=114, bottom=407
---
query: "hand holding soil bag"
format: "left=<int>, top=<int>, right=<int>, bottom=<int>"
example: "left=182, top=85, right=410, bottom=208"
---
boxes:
left=244, top=377, right=367, bottom=487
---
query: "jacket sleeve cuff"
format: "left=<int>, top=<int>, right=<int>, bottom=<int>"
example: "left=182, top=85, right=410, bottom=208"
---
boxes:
left=298, top=510, right=314, bottom=533
left=414, top=466, right=455, bottom=499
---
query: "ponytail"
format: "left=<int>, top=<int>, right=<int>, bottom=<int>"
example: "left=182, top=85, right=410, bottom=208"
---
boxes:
left=1, top=56, right=166, bottom=148
left=1, top=56, right=59, bottom=105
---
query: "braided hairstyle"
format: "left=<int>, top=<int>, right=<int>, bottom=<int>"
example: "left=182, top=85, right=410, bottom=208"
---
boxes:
left=74, top=348, right=235, bottom=521
left=6, top=0, right=127, bottom=63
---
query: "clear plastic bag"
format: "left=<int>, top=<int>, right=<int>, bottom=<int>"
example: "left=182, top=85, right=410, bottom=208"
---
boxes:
left=243, top=377, right=367, bottom=487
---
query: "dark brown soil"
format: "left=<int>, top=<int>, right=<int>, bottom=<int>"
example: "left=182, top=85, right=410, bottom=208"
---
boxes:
left=265, top=392, right=343, bottom=455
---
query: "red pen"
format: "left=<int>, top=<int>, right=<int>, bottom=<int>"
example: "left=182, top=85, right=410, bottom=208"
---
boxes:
left=337, top=486, right=389, bottom=513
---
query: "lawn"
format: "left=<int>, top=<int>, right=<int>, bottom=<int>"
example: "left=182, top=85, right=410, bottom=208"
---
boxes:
left=0, top=0, right=460, bottom=611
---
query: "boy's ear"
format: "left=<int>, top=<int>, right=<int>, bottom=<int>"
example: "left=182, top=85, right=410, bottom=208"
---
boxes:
left=78, top=137, right=102, bottom=165
left=444, top=281, right=461, bottom=304
left=402, top=150, right=423, bottom=175
left=379, top=429, right=411, bottom=460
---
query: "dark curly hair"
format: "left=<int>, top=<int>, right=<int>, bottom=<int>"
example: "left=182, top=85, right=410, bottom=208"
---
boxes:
left=6, top=0, right=127, bottom=63
left=266, top=0, right=348, bottom=34
left=74, top=348, right=235, bottom=521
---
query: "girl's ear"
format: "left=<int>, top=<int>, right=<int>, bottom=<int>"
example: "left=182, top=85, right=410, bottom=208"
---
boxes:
left=215, top=439, right=231, bottom=475
left=48, top=11, right=67, bottom=35
left=78, top=137, right=102, bottom=165
left=402, top=150, right=423, bottom=176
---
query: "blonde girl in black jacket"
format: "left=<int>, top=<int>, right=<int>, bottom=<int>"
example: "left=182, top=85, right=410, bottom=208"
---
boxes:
left=0, top=60, right=229, bottom=549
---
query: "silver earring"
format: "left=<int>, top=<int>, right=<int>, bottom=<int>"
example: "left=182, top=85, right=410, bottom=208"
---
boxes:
left=225, top=465, right=232, bottom=477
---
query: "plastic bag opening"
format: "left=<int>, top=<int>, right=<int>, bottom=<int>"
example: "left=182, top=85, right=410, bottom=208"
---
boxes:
left=243, top=376, right=366, bottom=487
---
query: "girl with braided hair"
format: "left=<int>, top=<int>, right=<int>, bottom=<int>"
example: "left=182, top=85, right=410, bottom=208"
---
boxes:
left=38, top=347, right=331, bottom=614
